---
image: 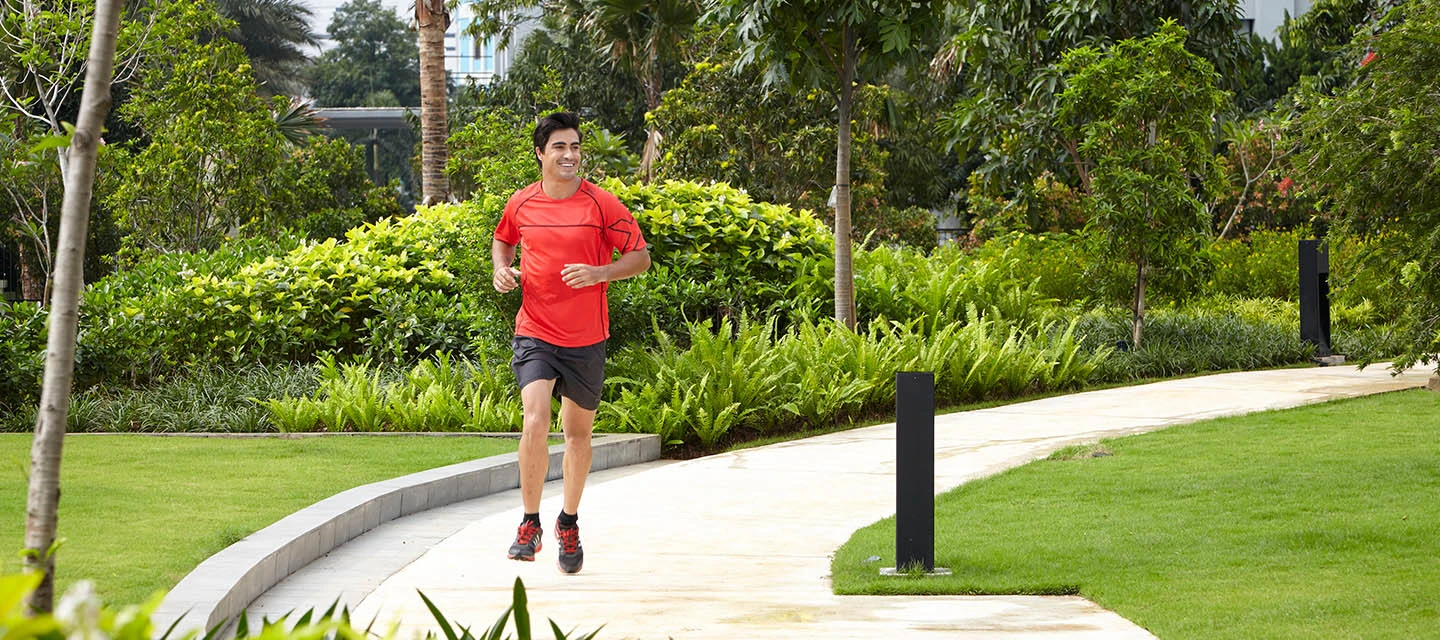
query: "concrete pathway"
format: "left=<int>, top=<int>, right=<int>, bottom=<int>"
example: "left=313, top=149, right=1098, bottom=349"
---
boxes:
left=245, top=365, right=1431, bottom=639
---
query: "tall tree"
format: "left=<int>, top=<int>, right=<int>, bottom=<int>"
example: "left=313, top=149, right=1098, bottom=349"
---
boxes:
left=468, top=0, right=700, bottom=181
left=24, top=0, right=122, bottom=614
left=1293, top=0, right=1439, bottom=374
left=0, top=0, right=225, bottom=298
left=308, top=0, right=421, bottom=107
left=936, top=0, right=1253, bottom=204
left=711, top=0, right=941, bottom=329
left=108, top=37, right=289, bottom=252
left=215, top=0, right=319, bottom=96
left=417, top=0, right=449, bottom=204
left=1057, top=22, right=1228, bottom=348
left=0, top=0, right=201, bottom=184
left=0, top=117, right=63, bottom=301
left=473, top=11, right=650, bottom=142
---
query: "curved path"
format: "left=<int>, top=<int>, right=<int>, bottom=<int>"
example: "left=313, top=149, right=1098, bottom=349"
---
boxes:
left=242, top=365, right=1430, bottom=638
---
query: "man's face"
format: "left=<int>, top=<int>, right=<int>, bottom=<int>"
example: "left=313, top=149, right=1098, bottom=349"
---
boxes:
left=536, top=128, right=581, bottom=182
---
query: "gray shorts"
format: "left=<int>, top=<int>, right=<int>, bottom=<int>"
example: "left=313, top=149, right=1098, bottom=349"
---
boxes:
left=510, top=335, right=606, bottom=411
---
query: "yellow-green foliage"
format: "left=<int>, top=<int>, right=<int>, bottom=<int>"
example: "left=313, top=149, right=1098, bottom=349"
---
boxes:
left=600, top=178, right=831, bottom=280
left=1205, top=228, right=1302, bottom=300
left=151, top=201, right=492, bottom=362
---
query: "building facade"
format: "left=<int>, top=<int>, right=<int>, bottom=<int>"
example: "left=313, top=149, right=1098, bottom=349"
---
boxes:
left=1243, top=0, right=1314, bottom=39
left=306, top=0, right=535, bottom=86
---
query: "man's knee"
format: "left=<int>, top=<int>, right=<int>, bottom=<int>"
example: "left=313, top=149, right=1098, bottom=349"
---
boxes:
left=563, top=427, right=592, bottom=447
left=521, top=413, right=551, bottom=434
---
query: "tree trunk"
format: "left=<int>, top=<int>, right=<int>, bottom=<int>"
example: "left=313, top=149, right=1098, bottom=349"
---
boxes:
left=25, top=0, right=123, bottom=614
left=638, top=59, right=662, bottom=183
left=417, top=0, right=450, bottom=205
left=1130, top=254, right=1148, bottom=349
left=639, top=84, right=661, bottom=183
left=17, top=244, right=46, bottom=303
left=832, top=27, right=857, bottom=330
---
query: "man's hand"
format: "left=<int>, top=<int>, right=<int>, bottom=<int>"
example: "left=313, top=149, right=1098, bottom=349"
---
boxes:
left=493, top=266, right=521, bottom=292
left=561, top=263, right=608, bottom=288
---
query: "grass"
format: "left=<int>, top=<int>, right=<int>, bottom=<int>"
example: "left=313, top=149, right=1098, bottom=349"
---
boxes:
left=0, top=434, right=517, bottom=605
left=832, top=389, right=1440, bottom=639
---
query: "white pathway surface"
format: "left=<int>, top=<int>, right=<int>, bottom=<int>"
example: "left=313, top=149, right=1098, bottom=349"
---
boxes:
left=247, top=365, right=1431, bottom=639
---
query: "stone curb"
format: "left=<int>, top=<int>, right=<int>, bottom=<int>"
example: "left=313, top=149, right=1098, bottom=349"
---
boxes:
left=152, top=433, right=660, bottom=636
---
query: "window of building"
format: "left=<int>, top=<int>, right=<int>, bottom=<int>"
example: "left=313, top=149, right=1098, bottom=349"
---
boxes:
left=474, top=37, right=495, bottom=73
left=1239, top=18, right=1255, bottom=34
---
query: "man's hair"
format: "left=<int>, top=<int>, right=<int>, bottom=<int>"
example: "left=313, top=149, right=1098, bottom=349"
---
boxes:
left=533, top=111, right=583, bottom=151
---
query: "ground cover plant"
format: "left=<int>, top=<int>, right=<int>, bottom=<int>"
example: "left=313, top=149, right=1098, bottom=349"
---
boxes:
left=0, top=362, right=319, bottom=433
left=831, top=389, right=1440, bottom=639
left=0, top=434, right=516, bottom=605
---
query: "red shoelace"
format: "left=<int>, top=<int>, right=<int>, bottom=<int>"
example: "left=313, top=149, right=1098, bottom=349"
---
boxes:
left=556, top=526, right=580, bottom=553
left=516, top=522, right=541, bottom=544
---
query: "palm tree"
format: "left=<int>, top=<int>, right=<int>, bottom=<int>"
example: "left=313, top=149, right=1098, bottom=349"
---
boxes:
left=571, top=0, right=698, bottom=181
left=417, top=0, right=450, bottom=204
left=215, top=0, right=319, bottom=96
left=467, top=0, right=699, bottom=181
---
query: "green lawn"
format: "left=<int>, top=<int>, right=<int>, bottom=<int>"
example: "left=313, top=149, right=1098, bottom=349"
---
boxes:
left=832, top=389, right=1440, bottom=639
left=1, top=434, right=517, bottom=605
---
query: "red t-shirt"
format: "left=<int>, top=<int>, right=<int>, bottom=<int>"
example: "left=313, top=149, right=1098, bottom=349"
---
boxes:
left=494, top=180, right=648, bottom=347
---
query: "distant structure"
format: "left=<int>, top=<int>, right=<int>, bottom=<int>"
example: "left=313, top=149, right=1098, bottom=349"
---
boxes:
left=305, top=0, right=537, bottom=85
left=1243, top=0, right=1313, bottom=40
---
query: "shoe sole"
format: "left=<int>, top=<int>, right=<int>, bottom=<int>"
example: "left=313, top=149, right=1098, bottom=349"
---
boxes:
left=508, top=542, right=541, bottom=561
left=557, top=560, right=582, bottom=574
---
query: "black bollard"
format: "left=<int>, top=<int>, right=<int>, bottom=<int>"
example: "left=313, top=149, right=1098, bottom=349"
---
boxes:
left=1299, top=239, right=1332, bottom=357
left=895, top=371, right=935, bottom=572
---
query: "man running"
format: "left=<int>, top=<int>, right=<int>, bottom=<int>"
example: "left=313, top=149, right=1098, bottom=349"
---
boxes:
left=491, top=111, right=651, bottom=574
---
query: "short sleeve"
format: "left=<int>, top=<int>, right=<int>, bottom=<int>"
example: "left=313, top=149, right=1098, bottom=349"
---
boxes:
left=602, top=198, right=647, bottom=255
left=494, top=203, right=520, bottom=245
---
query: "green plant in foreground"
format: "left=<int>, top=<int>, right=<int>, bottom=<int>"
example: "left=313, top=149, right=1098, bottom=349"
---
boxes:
left=420, top=577, right=601, bottom=640
left=0, top=570, right=598, bottom=640
left=0, top=572, right=363, bottom=640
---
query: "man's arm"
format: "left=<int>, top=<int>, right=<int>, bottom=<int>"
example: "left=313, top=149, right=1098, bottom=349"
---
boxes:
left=560, top=247, right=651, bottom=289
left=492, top=238, right=520, bottom=292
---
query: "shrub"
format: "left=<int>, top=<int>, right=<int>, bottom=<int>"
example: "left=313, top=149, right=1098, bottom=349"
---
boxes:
left=1329, top=235, right=1406, bottom=323
left=1, top=363, right=319, bottom=433
left=281, top=137, right=405, bottom=241
left=785, top=243, right=1063, bottom=329
left=1075, top=305, right=1313, bottom=379
left=602, top=315, right=1108, bottom=447
left=601, top=179, right=831, bottom=281
left=0, top=301, right=45, bottom=414
left=598, top=178, right=831, bottom=336
left=260, top=353, right=519, bottom=433
left=1204, top=228, right=1302, bottom=300
left=445, top=107, right=538, bottom=201
left=87, top=202, right=490, bottom=372
left=967, top=232, right=1132, bottom=305
left=859, top=205, right=938, bottom=250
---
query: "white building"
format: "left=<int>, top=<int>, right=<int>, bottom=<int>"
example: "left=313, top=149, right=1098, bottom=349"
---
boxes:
left=1243, top=0, right=1314, bottom=40
left=305, top=0, right=535, bottom=85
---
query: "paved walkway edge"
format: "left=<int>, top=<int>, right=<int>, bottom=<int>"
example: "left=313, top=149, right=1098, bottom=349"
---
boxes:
left=153, top=433, right=660, bottom=636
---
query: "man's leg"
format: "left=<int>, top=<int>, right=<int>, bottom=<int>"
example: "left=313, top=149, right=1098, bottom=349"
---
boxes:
left=559, top=397, right=596, bottom=514
left=555, top=396, right=595, bottom=574
left=508, top=378, right=554, bottom=561
left=519, top=379, right=557, bottom=513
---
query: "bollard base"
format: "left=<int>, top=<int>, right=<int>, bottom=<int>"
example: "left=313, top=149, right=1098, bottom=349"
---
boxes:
left=880, top=567, right=953, bottom=577
left=1312, top=354, right=1346, bottom=366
